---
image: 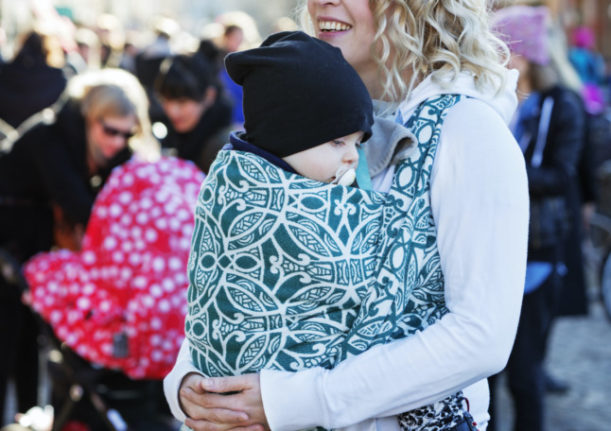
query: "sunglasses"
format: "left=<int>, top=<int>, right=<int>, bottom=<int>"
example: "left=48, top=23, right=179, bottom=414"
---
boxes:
left=99, top=121, right=136, bottom=140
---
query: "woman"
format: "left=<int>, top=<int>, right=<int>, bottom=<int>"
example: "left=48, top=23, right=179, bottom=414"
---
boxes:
left=164, top=1, right=528, bottom=430
left=0, top=68, right=155, bottom=424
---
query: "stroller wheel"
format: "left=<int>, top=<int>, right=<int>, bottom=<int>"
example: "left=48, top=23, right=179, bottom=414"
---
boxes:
left=599, top=250, right=611, bottom=322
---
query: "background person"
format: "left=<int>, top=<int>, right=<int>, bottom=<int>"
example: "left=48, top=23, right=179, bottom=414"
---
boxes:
left=154, top=52, right=232, bottom=173
left=488, top=6, right=587, bottom=431
left=0, top=29, right=66, bottom=129
left=0, top=68, right=156, bottom=426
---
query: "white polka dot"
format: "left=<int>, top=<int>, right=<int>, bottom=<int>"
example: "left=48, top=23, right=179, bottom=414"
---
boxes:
left=141, top=197, right=153, bottom=210
left=182, top=225, right=193, bottom=237
left=112, top=251, right=124, bottom=263
left=158, top=300, right=170, bottom=313
left=118, top=192, right=133, bottom=204
left=122, top=174, right=134, bottom=186
left=143, top=296, right=155, bottom=308
left=109, top=204, right=122, bottom=217
left=77, top=297, right=90, bottom=310
left=83, top=251, right=96, bottom=265
left=133, top=276, right=147, bottom=289
left=145, top=229, right=158, bottom=242
left=131, top=226, right=142, bottom=238
left=136, top=213, right=149, bottom=224
left=174, top=273, right=186, bottom=285
left=50, top=310, right=63, bottom=324
left=168, top=257, right=182, bottom=271
left=120, top=268, right=132, bottom=280
left=176, top=209, right=190, bottom=221
left=151, top=318, right=162, bottom=329
left=104, top=237, right=118, bottom=250
left=152, top=258, right=165, bottom=272
left=151, top=285, right=163, bottom=298
left=155, top=219, right=168, bottom=230
left=76, top=345, right=89, bottom=357
left=83, top=283, right=95, bottom=295
left=150, top=335, right=161, bottom=346
left=162, top=278, right=175, bottom=292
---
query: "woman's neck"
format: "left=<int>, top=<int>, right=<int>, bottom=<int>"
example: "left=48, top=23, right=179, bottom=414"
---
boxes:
left=357, top=64, right=384, bottom=100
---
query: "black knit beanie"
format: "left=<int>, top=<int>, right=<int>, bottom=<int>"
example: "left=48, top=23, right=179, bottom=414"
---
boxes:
left=225, top=31, right=373, bottom=158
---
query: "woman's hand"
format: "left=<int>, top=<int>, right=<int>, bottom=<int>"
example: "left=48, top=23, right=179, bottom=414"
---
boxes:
left=180, top=372, right=269, bottom=431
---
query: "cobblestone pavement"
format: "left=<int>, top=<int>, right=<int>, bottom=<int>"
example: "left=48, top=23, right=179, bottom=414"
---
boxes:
left=495, top=299, right=611, bottom=431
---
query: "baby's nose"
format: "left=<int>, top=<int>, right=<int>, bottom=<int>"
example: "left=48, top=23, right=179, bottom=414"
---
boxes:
left=343, top=144, right=359, bottom=164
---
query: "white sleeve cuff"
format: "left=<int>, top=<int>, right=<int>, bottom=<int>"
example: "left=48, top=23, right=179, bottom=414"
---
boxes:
left=261, top=367, right=329, bottom=431
left=163, top=339, right=204, bottom=422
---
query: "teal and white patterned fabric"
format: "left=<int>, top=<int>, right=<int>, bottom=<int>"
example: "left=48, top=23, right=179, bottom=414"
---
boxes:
left=185, top=95, right=468, bottom=430
left=185, top=147, right=386, bottom=374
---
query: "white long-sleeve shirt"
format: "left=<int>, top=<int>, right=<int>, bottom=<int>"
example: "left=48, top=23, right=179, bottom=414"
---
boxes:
left=164, top=70, right=529, bottom=431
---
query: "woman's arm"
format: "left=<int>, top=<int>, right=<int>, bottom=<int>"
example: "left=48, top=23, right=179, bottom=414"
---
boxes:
left=258, top=99, right=529, bottom=430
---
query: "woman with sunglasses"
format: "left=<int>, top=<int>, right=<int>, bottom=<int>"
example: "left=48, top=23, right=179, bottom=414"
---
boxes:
left=0, top=68, right=157, bottom=422
left=0, top=67, right=157, bottom=254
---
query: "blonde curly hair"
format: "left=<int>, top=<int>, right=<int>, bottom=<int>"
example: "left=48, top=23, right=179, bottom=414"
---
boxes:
left=299, top=0, right=509, bottom=102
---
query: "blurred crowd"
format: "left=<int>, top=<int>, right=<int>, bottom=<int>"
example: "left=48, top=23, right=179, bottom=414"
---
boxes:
left=0, top=5, right=299, bottom=431
left=0, top=2, right=609, bottom=431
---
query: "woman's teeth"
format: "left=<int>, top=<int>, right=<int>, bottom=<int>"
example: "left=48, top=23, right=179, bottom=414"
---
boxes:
left=319, top=21, right=351, bottom=32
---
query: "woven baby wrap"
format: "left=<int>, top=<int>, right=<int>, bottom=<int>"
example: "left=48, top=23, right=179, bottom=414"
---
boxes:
left=186, top=95, right=467, bottom=430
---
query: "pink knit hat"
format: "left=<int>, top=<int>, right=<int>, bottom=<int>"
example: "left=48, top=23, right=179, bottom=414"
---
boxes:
left=572, top=26, right=595, bottom=49
left=491, top=5, right=550, bottom=65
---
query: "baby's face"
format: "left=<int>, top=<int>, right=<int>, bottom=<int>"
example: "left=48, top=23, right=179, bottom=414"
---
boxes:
left=283, top=131, right=363, bottom=183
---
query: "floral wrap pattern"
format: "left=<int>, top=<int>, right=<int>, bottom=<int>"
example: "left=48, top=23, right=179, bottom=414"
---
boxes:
left=186, top=95, right=470, bottom=430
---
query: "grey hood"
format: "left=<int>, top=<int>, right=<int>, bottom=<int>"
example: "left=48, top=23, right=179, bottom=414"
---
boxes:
left=364, top=69, right=519, bottom=178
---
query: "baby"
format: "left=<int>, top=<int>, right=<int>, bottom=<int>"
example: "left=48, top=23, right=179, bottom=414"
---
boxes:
left=221, top=30, right=373, bottom=186
left=185, top=31, right=381, bottom=378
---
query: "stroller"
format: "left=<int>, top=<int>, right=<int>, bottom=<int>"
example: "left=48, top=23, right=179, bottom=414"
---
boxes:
left=587, top=159, right=611, bottom=321
left=14, top=157, right=204, bottom=430
left=0, top=247, right=174, bottom=431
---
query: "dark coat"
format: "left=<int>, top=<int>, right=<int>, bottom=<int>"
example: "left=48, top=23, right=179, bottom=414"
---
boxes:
left=161, top=94, right=232, bottom=173
left=0, top=100, right=131, bottom=262
left=519, top=85, right=588, bottom=316
left=0, top=55, right=66, bottom=128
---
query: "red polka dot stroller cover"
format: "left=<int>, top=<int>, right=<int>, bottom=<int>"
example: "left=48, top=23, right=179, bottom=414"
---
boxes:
left=24, top=157, right=204, bottom=379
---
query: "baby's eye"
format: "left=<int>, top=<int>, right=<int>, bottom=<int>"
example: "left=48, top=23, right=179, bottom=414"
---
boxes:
left=356, top=142, right=362, bottom=149
left=332, top=140, right=345, bottom=147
